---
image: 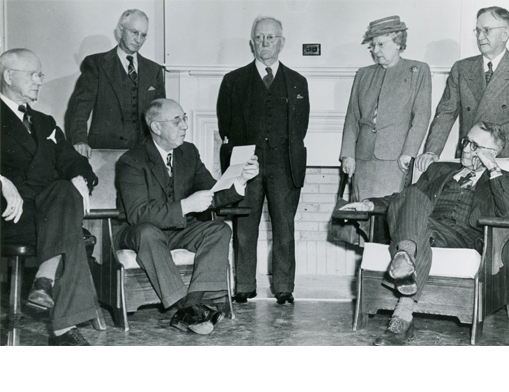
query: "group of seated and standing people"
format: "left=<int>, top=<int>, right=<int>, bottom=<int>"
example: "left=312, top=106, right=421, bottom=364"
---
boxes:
left=0, top=48, right=100, bottom=346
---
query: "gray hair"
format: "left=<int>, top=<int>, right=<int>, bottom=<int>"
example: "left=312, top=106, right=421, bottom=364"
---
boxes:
left=250, top=16, right=283, bottom=39
left=145, top=98, right=167, bottom=129
left=0, top=48, right=36, bottom=83
left=117, top=9, right=148, bottom=28
left=476, top=121, right=507, bottom=152
left=477, top=6, right=509, bottom=25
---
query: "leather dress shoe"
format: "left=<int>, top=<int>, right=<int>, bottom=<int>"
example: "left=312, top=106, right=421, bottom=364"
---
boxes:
left=49, top=328, right=90, bottom=346
left=373, top=316, right=415, bottom=346
left=170, top=304, right=223, bottom=335
left=275, top=292, right=294, bottom=305
left=233, top=290, right=257, bottom=303
left=389, top=250, right=417, bottom=296
left=27, top=277, right=54, bottom=310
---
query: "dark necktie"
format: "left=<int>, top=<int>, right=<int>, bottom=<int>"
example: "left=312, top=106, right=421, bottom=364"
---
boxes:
left=485, top=61, right=493, bottom=85
left=18, top=105, right=32, bottom=134
left=263, top=67, right=273, bottom=89
left=166, top=152, right=173, bottom=177
left=127, top=55, right=138, bottom=84
left=458, top=171, right=474, bottom=188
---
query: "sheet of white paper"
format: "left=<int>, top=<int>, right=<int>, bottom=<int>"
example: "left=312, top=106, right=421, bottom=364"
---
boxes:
left=211, top=145, right=255, bottom=192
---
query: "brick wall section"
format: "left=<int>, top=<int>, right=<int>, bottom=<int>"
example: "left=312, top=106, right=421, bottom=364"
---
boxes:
left=256, top=167, right=360, bottom=276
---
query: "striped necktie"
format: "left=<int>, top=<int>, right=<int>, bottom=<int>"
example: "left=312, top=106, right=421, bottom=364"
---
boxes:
left=263, top=67, right=274, bottom=89
left=166, top=152, right=173, bottom=177
left=127, top=55, right=138, bottom=84
left=485, top=61, right=493, bottom=85
left=18, top=105, right=32, bottom=134
left=458, top=171, right=474, bottom=188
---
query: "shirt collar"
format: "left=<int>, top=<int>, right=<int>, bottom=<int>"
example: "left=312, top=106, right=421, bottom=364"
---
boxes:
left=453, top=166, right=486, bottom=186
left=153, top=138, right=173, bottom=166
left=0, top=92, right=25, bottom=122
left=117, top=46, right=138, bottom=72
left=255, top=59, right=279, bottom=80
left=483, top=49, right=506, bottom=72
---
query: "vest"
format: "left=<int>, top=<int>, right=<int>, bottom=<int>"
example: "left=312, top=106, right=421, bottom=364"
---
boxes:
left=249, top=67, right=289, bottom=148
left=431, top=178, right=475, bottom=226
left=120, top=68, right=141, bottom=147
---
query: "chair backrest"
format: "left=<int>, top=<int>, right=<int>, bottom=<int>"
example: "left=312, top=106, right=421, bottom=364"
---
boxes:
left=412, top=158, right=509, bottom=183
left=88, top=149, right=127, bottom=209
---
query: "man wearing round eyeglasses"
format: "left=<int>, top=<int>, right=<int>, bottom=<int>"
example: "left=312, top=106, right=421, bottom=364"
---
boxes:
left=217, top=16, right=310, bottom=305
left=340, top=121, right=509, bottom=345
left=1, top=48, right=102, bottom=345
left=416, top=6, right=509, bottom=172
left=66, top=8, right=165, bottom=158
left=114, top=99, right=259, bottom=334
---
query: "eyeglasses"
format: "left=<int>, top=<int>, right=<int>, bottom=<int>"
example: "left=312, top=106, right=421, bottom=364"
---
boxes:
left=253, top=34, right=283, bottom=44
left=154, top=115, right=188, bottom=127
left=473, top=26, right=507, bottom=36
left=461, top=137, right=497, bottom=152
left=8, top=69, right=45, bottom=82
left=121, top=25, right=148, bottom=40
left=367, top=40, right=393, bottom=51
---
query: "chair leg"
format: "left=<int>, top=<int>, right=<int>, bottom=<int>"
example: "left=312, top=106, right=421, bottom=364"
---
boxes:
left=471, top=278, right=481, bottom=345
left=91, top=302, right=107, bottom=331
left=7, top=256, right=24, bottom=346
left=353, top=268, right=368, bottom=331
left=226, top=263, right=235, bottom=320
left=112, top=269, right=130, bottom=331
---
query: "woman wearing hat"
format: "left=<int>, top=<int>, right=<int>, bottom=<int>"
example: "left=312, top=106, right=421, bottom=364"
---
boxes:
left=340, top=16, right=432, bottom=202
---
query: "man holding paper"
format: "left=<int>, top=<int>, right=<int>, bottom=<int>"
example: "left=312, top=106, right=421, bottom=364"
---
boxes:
left=217, top=16, right=310, bottom=304
left=114, top=99, right=259, bottom=334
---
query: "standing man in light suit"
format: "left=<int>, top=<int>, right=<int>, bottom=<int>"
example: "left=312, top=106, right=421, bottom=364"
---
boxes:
left=217, top=16, right=310, bottom=305
left=66, top=9, right=165, bottom=157
left=416, top=6, right=509, bottom=171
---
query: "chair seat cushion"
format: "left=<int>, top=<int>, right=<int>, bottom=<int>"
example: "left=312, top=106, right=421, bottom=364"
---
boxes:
left=116, top=249, right=195, bottom=269
left=361, top=243, right=481, bottom=279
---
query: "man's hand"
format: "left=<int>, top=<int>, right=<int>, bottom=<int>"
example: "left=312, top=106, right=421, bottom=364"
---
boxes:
left=237, top=155, right=259, bottom=186
left=415, top=152, right=438, bottom=172
left=74, top=142, right=92, bottom=159
left=342, top=157, right=355, bottom=178
left=397, top=154, right=412, bottom=173
left=71, top=176, right=90, bottom=214
left=1, top=176, right=23, bottom=223
left=339, top=201, right=374, bottom=212
left=181, top=190, right=214, bottom=215
left=475, top=148, right=498, bottom=171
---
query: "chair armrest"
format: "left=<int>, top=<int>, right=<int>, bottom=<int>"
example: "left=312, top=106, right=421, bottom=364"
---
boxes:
left=331, top=209, right=386, bottom=221
left=478, top=216, right=509, bottom=228
left=84, top=209, right=120, bottom=219
left=211, top=206, right=251, bottom=216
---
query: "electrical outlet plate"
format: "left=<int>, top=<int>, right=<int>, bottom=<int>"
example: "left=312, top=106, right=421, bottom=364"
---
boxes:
left=303, top=43, right=321, bottom=56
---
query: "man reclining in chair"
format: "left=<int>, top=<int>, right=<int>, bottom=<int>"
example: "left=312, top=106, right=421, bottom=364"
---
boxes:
left=114, top=98, right=259, bottom=335
left=340, top=121, right=509, bottom=345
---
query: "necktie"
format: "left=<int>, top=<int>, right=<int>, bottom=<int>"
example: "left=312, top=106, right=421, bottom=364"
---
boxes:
left=263, top=67, right=273, bottom=89
left=18, top=105, right=32, bottom=134
left=166, top=152, right=173, bottom=177
left=485, top=61, right=493, bottom=85
left=127, top=55, right=138, bottom=84
left=458, top=171, right=474, bottom=188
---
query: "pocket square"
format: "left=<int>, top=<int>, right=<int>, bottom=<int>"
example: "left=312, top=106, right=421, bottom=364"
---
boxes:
left=297, top=94, right=304, bottom=99
left=148, top=86, right=156, bottom=91
left=47, top=129, right=57, bottom=144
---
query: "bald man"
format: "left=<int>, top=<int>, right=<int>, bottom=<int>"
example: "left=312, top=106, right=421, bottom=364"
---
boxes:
left=1, top=48, right=100, bottom=345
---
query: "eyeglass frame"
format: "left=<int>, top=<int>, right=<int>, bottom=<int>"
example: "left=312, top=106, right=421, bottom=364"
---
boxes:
left=460, top=137, right=498, bottom=152
left=121, top=25, right=148, bottom=40
left=252, top=34, right=283, bottom=44
left=8, top=69, right=45, bottom=82
left=473, top=26, right=508, bottom=37
left=152, top=115, right=188, bottom=127
left=367, top=39, right=395, bottom=51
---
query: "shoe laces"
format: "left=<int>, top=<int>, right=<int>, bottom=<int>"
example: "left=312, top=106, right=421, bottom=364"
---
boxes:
left=67, top=329, right=89, bottom=345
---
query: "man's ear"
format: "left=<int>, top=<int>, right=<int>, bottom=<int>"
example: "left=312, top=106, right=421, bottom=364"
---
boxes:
left=2, top=69, right=12, bottom=86
left=150, top=121, right=161, bottom=136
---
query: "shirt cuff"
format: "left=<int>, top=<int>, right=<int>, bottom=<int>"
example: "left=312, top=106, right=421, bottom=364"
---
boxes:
left=233, top=179, right=246, bottom=196
left=489, top=168, right=503, bottom=179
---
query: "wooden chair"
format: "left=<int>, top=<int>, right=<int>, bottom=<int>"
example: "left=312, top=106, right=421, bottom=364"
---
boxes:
left=332, top=159, right=509, bottom=345
left=87, top=149, right=247, bottom=331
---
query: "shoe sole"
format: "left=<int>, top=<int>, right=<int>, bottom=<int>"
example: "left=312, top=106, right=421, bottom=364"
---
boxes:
left=389, top=251, right=415, bottom=280
left=27, top=290, right=54, bottom=310
left=189, top=321, right=214, bottom=335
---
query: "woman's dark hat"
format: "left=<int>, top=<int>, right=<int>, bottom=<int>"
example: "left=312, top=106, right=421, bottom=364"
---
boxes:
left=362, top=15, right=407, bottom=44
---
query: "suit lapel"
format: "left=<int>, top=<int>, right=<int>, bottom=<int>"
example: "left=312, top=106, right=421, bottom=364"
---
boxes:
left=137, top=53, right=156, bottom=111
left=429, top=163, right=462, bottom=201
left=236, top=61, right=255, bottom=125
left=464, top=56, right=485, bottom=107
left=281, top=63, right=297, bottom=121
left=1, top=101, right=37, bottom=155
left=102, top=47, right=125, bottom=105
left=146, top=139, right=171, bottom=193
left=475, top=50, right=509, bottom=121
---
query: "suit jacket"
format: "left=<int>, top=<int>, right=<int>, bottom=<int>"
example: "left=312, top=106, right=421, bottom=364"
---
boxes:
left=341, top=58, right=432, bottom=161
left=116, top=138, right=244, bottom=230
left=1, top=100, right=97, bottom=201
left=65, top=47, right=166, bottom=149
left=425, top=50, right=509, bottom=157
left=216, top=61, right=310, bottom=188
left=372, top=161, right=509, bottom=230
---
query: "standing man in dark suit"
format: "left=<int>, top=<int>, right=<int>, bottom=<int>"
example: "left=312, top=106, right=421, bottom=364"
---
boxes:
left=217, top=16, right=310, bottom=305
left=416, top=6, right=509, bottom=171
left=0, top=49, right=100, bottom=345
left=342, top=121, right=509, bottom=345
left=114, top=99, right=259, bottom=335
left=66, top=9, right=165, bottom=158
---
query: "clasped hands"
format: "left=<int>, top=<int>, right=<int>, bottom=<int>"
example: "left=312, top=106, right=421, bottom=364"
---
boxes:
left=182, top=155, right=259, bottom=214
